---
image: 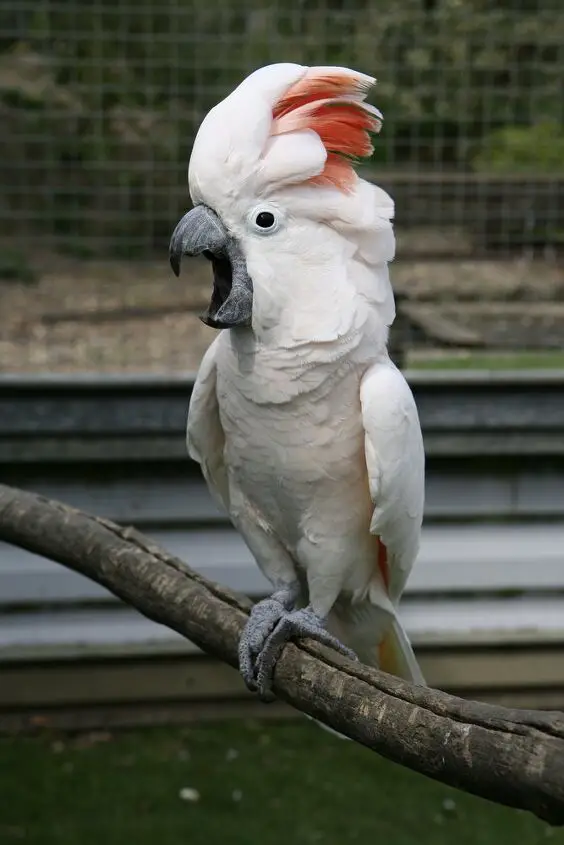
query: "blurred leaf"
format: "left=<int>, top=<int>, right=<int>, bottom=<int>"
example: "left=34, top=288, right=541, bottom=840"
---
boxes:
left=473, top=122, right=564, bottom=174
left=0, top=247, right=37, bottom=283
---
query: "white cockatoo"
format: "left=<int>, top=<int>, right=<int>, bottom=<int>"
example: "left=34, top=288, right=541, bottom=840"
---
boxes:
left=169, top=63, right=425, bottom=700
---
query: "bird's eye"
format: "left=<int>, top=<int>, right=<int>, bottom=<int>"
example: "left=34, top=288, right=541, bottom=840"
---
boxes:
left=248, top=205, right=282, bottom=235
left=255, top=211, right=275, bottom=229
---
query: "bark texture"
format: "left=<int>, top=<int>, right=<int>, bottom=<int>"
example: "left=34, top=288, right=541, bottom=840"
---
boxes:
left=1, top=483, right=563, bottom=826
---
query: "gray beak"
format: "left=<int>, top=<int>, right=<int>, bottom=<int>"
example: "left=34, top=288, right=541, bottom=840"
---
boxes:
left=169, top=205, right=253, bottom=329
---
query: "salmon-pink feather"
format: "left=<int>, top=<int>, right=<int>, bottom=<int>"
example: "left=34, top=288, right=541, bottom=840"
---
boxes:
left=271, top=68, right=382, bottom=191
left=272, top=69, right=373, bottom=118
left=308, top=152, right=356, bottom=191
left=377, top=539, right=390, bottom=591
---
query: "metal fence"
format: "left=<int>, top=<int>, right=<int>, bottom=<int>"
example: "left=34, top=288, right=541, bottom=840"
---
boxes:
left=1, top=1, right=564, bottom=373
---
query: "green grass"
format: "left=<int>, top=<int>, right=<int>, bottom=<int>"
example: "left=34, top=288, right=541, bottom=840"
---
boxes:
left=0, top=720, right=561, bottom=845
left=407, top=350, right=564, bottom=370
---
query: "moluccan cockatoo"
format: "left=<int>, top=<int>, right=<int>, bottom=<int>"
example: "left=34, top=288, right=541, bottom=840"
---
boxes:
left=169, top=63, right=426, bottom=701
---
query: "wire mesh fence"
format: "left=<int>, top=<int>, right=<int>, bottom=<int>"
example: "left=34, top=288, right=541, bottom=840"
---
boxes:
left=1, top=0, right=564, bottom=372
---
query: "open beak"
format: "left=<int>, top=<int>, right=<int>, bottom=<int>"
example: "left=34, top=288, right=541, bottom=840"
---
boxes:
left=169, top=205, right=253, bottom=329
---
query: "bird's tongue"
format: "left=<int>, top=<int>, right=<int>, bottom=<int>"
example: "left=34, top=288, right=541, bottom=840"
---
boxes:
left=200, top=252, right=233, bottom=328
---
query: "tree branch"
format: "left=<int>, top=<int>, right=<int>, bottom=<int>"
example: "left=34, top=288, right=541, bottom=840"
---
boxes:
left=0, top=483, right=563, bottom=826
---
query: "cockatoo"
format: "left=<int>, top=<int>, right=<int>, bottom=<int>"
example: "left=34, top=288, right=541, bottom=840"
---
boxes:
left=169, top=63, right=426, bottom=701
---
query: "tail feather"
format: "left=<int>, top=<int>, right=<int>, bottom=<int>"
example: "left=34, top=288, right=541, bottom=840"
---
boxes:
left=327, top=598, right=426, bottom=685
left=378, top=615, right=425, bottom=686
left=304, top=607, right=424, bottom=742
left=306, top=714, right=351, bottom=741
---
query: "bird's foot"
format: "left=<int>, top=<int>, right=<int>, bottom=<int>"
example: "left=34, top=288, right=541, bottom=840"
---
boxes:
left=239, top=597, right=357, bottom=701
left=238, top=586, right=298, bottom=700
left=255, top=606, right=357, bottom=698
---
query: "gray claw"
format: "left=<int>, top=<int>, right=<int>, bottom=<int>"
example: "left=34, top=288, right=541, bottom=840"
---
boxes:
left=238, top=597, right=287, bottom=691
left=255, top=606, right=358, bottom=699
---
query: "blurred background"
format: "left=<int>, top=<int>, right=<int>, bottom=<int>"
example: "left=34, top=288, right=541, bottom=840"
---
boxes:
left=2, top=0, right=564, bottom=371
left=1, top=3, right=564, bottom=844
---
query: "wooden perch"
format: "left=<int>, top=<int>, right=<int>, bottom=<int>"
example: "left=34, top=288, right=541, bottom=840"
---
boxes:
left=0, top=483, right=563, bottom=826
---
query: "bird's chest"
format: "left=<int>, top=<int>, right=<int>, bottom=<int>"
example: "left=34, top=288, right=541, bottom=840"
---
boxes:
left=214, top=348, right=367, bottom=539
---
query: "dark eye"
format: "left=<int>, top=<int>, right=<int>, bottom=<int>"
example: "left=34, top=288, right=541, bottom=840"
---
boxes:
left=249, top=204, right=282, bottom=235
left=255, top=211, right=275, bottom=229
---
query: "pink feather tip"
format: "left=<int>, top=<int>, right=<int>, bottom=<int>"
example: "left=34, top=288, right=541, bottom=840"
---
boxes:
left=271, top=68, right=382, bottom=191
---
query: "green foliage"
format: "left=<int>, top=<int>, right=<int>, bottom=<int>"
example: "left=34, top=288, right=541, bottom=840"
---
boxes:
left=2, top=0, right=564, bottom=254
left=473, top=123, right=564, bottom=175
left=410, top=350, right=564, bottom=370
left=0, top=247, right=37, bottom=283
left=470, top=122, right=564, bottom=249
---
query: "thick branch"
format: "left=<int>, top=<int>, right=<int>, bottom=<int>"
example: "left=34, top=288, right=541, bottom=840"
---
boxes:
left=0, top=483, right=563, bottom=825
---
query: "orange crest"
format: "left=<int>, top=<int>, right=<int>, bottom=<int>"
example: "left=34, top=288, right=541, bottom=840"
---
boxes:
left=271, top=68, right=382, bottom=191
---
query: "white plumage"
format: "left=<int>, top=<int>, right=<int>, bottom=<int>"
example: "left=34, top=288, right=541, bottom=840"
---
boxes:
left=174, top=62, right=426, bottom=696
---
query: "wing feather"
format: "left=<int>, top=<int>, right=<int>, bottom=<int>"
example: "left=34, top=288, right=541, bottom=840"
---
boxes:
left=360, top=359, right=425, bottom=603
left=186, top=336, right=229, bottom=514
left=327, top=359, right=426, bottom=683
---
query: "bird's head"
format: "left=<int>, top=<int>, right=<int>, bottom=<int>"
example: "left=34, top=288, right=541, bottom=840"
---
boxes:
left=169, top=63, right=393, bottom=332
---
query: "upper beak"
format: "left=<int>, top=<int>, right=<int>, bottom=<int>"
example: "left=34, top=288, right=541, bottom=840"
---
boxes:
left=169, top=205, right=227, bottom=276
left=169, top=205, right=253, bottom=329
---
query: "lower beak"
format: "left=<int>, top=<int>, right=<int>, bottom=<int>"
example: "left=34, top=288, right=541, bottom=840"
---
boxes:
left=169, top=205, right=253, bottom=329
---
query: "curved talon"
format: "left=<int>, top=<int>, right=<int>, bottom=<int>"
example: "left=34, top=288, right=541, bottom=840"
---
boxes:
left=255, top=606, right=358, bottom=699
left=238, top=597, right=287, bottom=691
left=238, top=589, right=357, bottom=701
